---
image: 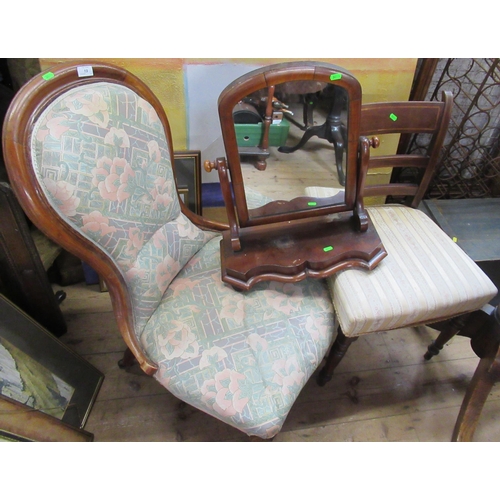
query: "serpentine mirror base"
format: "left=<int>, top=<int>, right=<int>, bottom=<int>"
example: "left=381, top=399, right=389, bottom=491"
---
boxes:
left=220, top=212, right=387, bottom=291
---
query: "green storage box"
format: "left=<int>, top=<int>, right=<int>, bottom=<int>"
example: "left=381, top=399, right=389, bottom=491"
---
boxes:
left=235, top=119, right=290, bottom=147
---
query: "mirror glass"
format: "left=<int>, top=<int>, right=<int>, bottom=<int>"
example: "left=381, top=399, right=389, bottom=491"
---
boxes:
left=233, top=80, right=348, bottom=218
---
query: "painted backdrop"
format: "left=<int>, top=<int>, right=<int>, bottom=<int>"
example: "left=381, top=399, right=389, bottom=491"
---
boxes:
left=39, top=58, right=417, bottom=185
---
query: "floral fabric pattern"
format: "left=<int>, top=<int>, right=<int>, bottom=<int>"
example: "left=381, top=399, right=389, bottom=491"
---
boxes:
left=31, top=82, right=215, bottom=333
left=30, top=79, right=335, bottom=438
left=142, top=237, right=334, bottom=438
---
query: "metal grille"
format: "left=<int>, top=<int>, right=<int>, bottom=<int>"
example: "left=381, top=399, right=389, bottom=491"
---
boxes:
left=406, top=58, right=500, bottom=199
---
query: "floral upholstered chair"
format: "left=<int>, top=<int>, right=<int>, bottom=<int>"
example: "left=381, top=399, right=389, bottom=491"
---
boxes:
left=2, top=62, right=335, bottom=439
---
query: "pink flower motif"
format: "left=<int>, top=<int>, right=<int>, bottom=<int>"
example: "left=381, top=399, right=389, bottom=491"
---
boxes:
left=201, top=369, right=249, bottom=417
left=199, top=346, right=228, bottom=369
left=247, top=333, right=268, bottom=352
left=150, top=177, right=173, bottom=211
left=127, top=227, right=144, bottom=252
left=81, top=211, right=116, bottom=237
left=43, top=177, right=80, bottom=217
left=272, top=356, right=305, bottom=396
left=104, top=127, right=130, bottom=148
left=36, top=128, right=49, bottom=142
left=49, top=116, right=70, bottom=139
left=138, top=97, right=160, bottom=124
left=264, top=282, right=304, bottom=315
left=176, top=215, right=203, bottom=240
left=92, top=156, right=135, bottom=203
left=125, top=265, right=147, bottom=282
left=64, top=90, right=109, bottom=127
left=170, top=276, right=199, bottom=297
left=147, top=140, right=161, bottom=163
left=305, top=315, right=329, bottom=342
left=155, top=254, right=181, bottom=291
left=152, top=230, right=167, bottom=249
left=158, top=320, right=199, bottom=360
left=220, top=295, right=247, bottom=325
left=37, top=115, right=70, bottom=141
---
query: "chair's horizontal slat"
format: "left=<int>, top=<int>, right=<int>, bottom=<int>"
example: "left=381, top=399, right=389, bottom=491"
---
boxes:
left=368, top=155, right=429, bottom=170
left=364, top=184, right=419, bottom=198
left=360, top=101, right=443, bottom=135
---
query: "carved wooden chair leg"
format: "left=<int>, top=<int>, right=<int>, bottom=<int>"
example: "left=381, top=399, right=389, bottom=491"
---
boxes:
left=317, top=328, right=358, bottom=386
left=118, top=347, right=137, bottom=369
left=424, top=313, right=471, bottom=360
left=452, top=306, right=500, bottom=441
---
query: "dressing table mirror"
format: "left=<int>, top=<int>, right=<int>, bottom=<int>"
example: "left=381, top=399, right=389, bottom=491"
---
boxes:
left=205, top=61, right=386, bottom=290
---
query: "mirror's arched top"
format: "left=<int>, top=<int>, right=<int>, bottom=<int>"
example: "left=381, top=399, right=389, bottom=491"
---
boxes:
left=218, top=61, right=362, bottom=103
left=218, top=61, right=362, bottom=227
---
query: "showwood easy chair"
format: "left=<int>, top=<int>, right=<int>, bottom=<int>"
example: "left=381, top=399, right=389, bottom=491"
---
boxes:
left=313, top=94, right=499, bottom=435
left=2, top=62, right=336, bottom=440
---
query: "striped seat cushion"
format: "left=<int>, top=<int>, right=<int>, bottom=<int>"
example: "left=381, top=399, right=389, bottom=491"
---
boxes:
left=329, top=205, right=498, bottom=337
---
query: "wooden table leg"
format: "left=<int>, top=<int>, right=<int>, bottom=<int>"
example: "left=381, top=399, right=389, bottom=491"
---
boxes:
left=452, top=306, right=500, bottom=441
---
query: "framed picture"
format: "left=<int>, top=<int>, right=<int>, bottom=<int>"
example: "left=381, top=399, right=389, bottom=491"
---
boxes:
left=0, top=294, right=103, bottom=430
left=173, top=150, right=202, bottom=215
left=0, top=394, right=94, bottom=442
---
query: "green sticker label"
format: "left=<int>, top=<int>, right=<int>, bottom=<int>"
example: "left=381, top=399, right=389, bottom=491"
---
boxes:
left=307, top=201, right=317, bottom=206
left=330, top=73, right=342, bottom=81
left=323, top=245, right=334, bottom=252
left=42, top=72, right=55, bottom=81
left=390, top=113, right=398, bottom=121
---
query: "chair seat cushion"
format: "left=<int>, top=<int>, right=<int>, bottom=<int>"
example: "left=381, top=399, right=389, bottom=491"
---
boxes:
left=330, top=205, right=498, bottom=337
left=139, top=237, right=334, bottom=439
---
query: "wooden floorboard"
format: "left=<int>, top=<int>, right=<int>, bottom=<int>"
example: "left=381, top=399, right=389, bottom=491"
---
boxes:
left=56, top=282, right=500, bottom=442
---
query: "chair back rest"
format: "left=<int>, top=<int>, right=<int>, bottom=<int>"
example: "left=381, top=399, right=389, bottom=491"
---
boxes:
left=2, top=62, right=215, bottom=371
left=359, top=91, right=453, bottom=207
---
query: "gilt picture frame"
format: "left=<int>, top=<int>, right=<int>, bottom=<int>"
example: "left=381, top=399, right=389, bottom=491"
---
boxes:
left=173, top=150, right=202, bottom=215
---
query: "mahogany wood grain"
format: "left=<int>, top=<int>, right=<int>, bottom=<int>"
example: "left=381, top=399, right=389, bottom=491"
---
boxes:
left=248, top=194, right=347, bottom=219
left=220, top=212, right=387, bottom=290
left=204, top=157, right=241, bottom=250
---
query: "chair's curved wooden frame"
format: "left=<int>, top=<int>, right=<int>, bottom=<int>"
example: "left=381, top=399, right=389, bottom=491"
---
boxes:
left=2, top=61, right=228, bottom=376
